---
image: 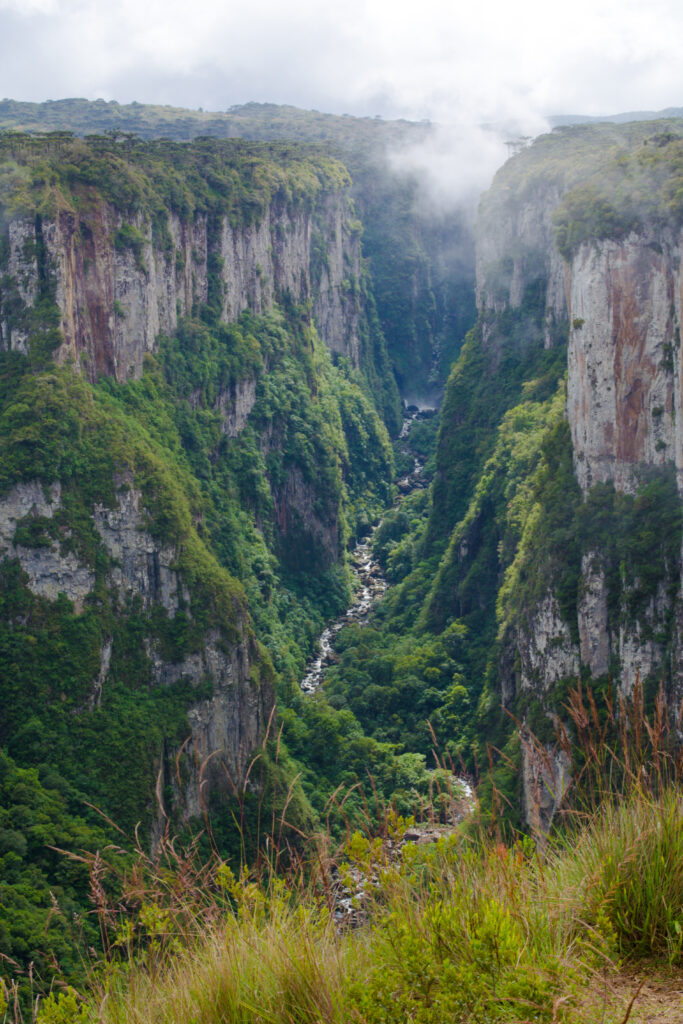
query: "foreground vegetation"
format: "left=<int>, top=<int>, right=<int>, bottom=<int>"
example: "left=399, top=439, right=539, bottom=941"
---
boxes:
left=2, top=685, right=681, bottom=1024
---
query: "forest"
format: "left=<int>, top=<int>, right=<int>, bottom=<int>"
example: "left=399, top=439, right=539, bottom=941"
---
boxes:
left=0, top=102, right=681, bottom=1022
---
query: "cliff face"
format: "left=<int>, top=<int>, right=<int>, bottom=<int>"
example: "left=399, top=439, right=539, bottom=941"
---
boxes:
left=567, top=232, right=681, bottom=494
left=0, top=137, right=397, bottom=844
left=477, top=181, right=568, bottom=348
left=475, top=163, right=683, bottom=698
left=2, top=192, right=363, bottom=381
left=458, top=129, right=683, bottom=828
left=95, top=479, right=273, bottom=824
left=0, top=471, right=272, bottom=825
left=0, top=480, right=94, bottom=611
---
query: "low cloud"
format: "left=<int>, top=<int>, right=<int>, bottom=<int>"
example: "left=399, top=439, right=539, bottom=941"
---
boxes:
left=383, top=98, right=550, bottom=219
left=0, top=0, right=682, bottom=141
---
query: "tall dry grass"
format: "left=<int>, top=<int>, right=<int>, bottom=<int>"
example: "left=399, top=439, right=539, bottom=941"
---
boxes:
left=4, top=681, right=681, bottom=1024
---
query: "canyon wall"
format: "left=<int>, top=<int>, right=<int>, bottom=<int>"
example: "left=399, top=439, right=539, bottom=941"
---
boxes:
left=465, top=130, right=683, bottom=829
left=476, top=166, right=683, bottom=697
left=1, top=191, right=363, bottom=380
left=566, top=232, right=682, bottom=495
left=0, top=140, right=388, bottom=836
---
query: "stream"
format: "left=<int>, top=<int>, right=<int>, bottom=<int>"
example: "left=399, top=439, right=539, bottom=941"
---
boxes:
left=300, top=406, right=475, bottom=917
left=300, top=406, right=429, bottom=694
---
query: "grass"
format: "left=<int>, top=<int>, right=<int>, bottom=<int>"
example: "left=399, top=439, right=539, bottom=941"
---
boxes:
left=4, top=791, right=677, bottom=1024
left=549, top=789, right=683, bottom=964
left=3, top=685, right=682, bottom=1024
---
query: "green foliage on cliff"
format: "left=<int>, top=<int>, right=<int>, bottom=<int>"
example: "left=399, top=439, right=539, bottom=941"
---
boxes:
left=0, top=98, right=476, bottom=397
left=320, top=174, right=683, bottom=815
left=0, top=130, right=403, bottom=437
left=429, top=380, right=571, bottom=637
left=0, top=138, right=416, bottom=998
left=478, top=119, right=683, bottom=265
left=0, top=277, right=400, bottom=989
left=355, top=167, right=476, bottom=392
left=0, top=132, right=350, bottom=228
left=0, top=296, right=395, bottom=789
left=554, top=186, right=638, bottom=259
left=319, top=366, right=572, bottom=785
left=427, top=288, right=567, bottom=551
left=482, top=119, right=683, bottom=214
left=542, top=123, right=683, bottom=258
left=0, top=358, right=250, bottom=827
left=0, top=747, right=110, bottom=1006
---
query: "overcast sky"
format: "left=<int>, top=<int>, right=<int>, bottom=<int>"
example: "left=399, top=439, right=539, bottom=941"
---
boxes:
left=0, top=0, right=681, bottom=127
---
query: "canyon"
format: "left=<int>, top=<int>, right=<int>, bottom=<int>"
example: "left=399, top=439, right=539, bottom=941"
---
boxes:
left=2, top=111, right=683, bottom=987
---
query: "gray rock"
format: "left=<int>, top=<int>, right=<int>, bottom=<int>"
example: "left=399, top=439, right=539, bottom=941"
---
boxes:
left=0, top=480, right=94, bottom=612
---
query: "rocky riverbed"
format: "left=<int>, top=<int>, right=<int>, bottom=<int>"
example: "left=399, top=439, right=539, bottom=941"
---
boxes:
left=300, top=406, right=430, bottom=694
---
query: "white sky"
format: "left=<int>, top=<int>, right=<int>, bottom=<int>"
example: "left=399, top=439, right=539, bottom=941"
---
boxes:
left=0, top=0, right=681, bottom=126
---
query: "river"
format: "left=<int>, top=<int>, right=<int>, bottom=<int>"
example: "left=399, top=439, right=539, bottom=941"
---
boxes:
left=300, top=406, right=429, bottom=694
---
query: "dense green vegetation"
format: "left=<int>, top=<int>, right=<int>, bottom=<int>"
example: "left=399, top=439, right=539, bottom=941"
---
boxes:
left=0, top=748, right=113, bottom=1006
left=319, top=318, right=683, bottom=827
left=0, top=98, right=476, bottom=395
left=553, top=129, right=683, bottom=257
left=319, top=363, right=569, bottom=798
left=0, top=292, right=419, bottom=985
left=0, top=128, right=472, bottom=996
left=3, top=107, right=683, bottom=1016
left=309, top=118, right=683, bottom=834
left=476, top=117, right=683, bottom=269
left=9, top=692, right=682, bottom=1024
left=0, top=99, right=427, bottom=147
left=480, top=119, right=683, bottom=216
left=0, top=130, right=398, bottom=987
left=0, top=132, right=350, bottom=226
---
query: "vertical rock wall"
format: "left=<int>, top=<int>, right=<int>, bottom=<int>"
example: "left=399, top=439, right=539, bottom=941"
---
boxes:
left=567, top=234, right=680, bottom=494
left=474, top=158, right=683, bottom=830
left=1, top=191, right=363, bottom=381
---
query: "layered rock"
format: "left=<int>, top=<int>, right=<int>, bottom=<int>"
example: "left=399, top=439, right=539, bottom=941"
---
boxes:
left=477, top=169, right=683, bottom=694
left=567, top=233, right=680, bottom=494
left=474, top=143, right=683, bottom=829
left=0, top=480, right=95, bottom=611
left=148, top=624, right=271, bottom=829
left=478, top=177, right=683, bottom=496
left=1, top=191, right=363, bottom=381
left=0, top=474, right=273, bottom=823
left=93, top=481, right=273, bottom=813
left=215, top=377, right=258, bottom=437
left=576, top=553, right=610, bottom=678
left=0, top=147, right=379, bottom=839
left=93, top=482, right=186, bottom=612
left=514, top=593, right=579, bottom=694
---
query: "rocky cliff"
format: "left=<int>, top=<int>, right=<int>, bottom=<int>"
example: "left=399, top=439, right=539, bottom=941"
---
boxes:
left=472, top=128, right=683, bottom=709
left=476, top=178, right=568, bottom=348
left=0, top=98, right=478, bottom=400
left=566, top=232, right=682, bottom=495
left=415, top=124, right=683, bottom=831
left=0, top=135, right=395, bottom=844
left=2, top=187, right=363, bottom=381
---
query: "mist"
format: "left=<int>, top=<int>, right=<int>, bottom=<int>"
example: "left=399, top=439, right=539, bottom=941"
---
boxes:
left=2, top=0, right=683, bottom=131
left=384, top=114, right=551, bottom=220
